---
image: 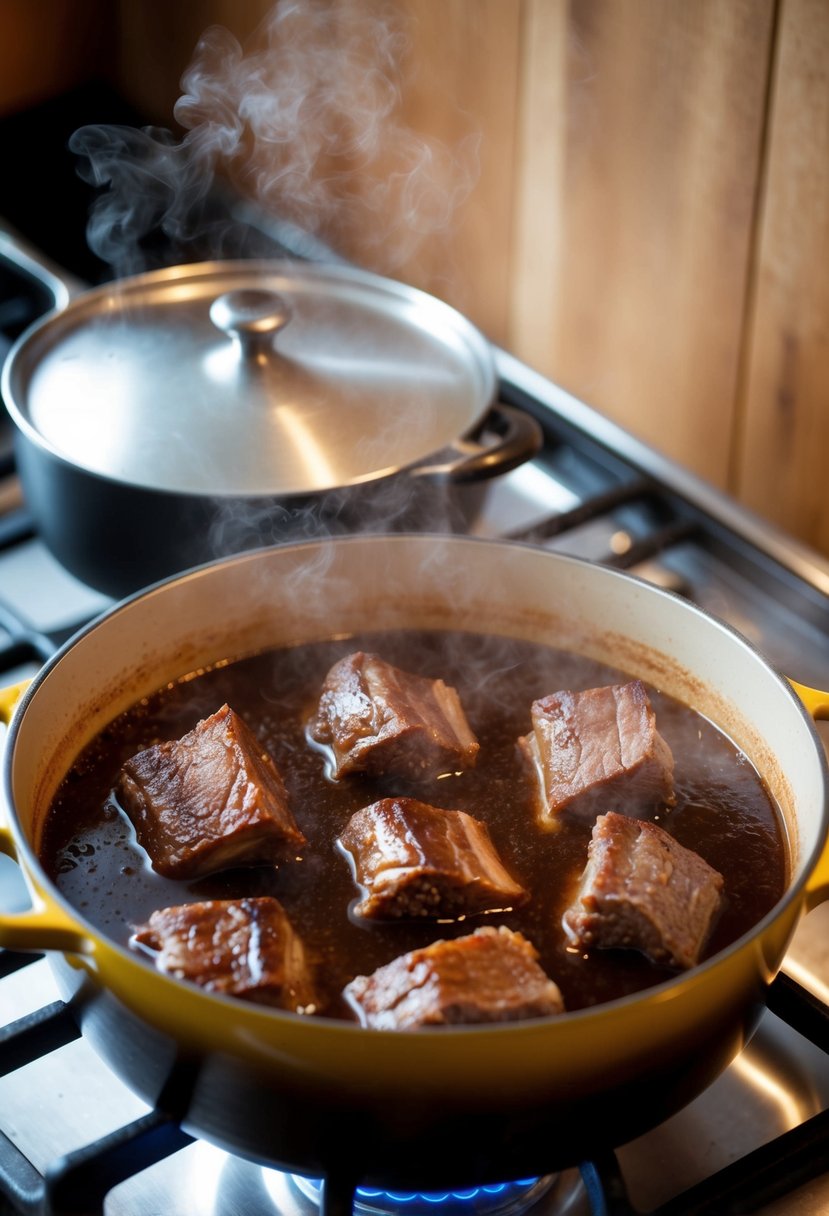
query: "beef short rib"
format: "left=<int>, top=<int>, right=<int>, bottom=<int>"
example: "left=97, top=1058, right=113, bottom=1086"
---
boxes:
left=338, top=797, right=529, bottom=920
left=131, top=896, right=318, bottom=1010
left=343, top=925, right=565, bottom=1028
left=518, top=679, right=675, bottom=826
left=562, top=811, right=724, bottom=969
left=307, top=651, right=479, bottom=781
left=118, top=703, right=306, bottom=879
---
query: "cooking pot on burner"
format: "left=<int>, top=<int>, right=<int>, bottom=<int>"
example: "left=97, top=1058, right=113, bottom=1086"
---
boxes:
left=1, top=260, right=541, bottom=599
left=1, top=535, right=828, bottom=1202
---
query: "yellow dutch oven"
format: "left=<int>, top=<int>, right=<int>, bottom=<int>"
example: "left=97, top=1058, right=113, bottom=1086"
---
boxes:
left=1, top=535, right=828, bottom=1195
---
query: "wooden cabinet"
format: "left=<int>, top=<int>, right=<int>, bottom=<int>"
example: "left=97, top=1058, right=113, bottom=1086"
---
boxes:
left=106, top=0, right=829, bottom=557
left=735, top=0, right=829, bottom=557
left=509, top=0, right=775, bottom=494
left=0, top=0, right=111, bottom=117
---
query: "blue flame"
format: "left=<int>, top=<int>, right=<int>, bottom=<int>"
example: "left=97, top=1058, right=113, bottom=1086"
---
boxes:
left=295, top=1175, right=546, bottom=1215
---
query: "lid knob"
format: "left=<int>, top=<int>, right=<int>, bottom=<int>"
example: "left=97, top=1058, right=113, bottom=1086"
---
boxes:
left=209, top=289, right=291, bottom=361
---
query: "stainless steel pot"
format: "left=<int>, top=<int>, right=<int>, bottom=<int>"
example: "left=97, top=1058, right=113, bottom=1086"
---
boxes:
left=1, top=261, right=541, bottom=598
left=1, top=535, right=828, bottom=1198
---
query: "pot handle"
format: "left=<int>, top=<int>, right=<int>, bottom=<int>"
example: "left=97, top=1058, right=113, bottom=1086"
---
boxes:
left=790, top=679, right=829, bottom=720
left=790, top=680, right=829, bottom=909
left=0, top=678, right=92, bottom=954
left=0, top=896, right=92, bottom=954
left=0, top=677, right=30, bottom=726
left=410, top=403, right=543, bottom=483
left=0, top=678, right=31, bottom=857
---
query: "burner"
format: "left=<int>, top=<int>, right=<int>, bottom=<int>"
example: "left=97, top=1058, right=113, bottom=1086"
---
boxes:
left=257, top=1167, right=581, bottom=1216
left=288, top=1175, right=557, bottom=1216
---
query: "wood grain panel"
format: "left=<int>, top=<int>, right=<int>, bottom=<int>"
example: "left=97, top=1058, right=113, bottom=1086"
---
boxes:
left=112, top=0, right=522, bottom=342
left=0, top=0, right=111, bottom=117
left=510, top=0, right=775, bottom=488
left=735, top=0, right=829, bottom=556
left=509, top=1, right=568, bottom=369
left=344, top=0, right=523, bottom=343
left=113, top=1, right=274, bottom=124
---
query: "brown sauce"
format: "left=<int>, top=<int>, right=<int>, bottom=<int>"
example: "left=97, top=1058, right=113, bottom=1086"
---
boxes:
left=39, top=630, right=788, bottom=1020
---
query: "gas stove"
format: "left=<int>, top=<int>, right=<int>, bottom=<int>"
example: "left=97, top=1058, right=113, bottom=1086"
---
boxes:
left=1, top=213, right=828, bottom=1215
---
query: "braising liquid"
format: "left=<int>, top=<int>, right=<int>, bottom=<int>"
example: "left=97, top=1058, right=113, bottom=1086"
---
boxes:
left=40, top=630, right=787, bottom=1021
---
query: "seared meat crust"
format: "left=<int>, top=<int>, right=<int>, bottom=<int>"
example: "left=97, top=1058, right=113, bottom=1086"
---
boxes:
left=339, top=797, right=529, bottom=920
left=118, top=703, right=306, bottom=879
left=344, top=925, right=565, bottom=1029
left=131, top=895, right=317, bottom=1010
left=562, top=811, right=724, bottom=969
left=308, top=651, right=479, bottom=781
left=518, top=680, right=675, bottom=827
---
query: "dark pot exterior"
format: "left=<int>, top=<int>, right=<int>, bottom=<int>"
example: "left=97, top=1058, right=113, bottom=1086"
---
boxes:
left=1, top=538, right=826, bottom=1198
left=14, top=431, right=514, bottom=599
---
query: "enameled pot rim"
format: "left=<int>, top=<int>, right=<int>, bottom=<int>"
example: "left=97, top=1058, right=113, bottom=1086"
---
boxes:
left=3, top=534, right=826, bottom=1038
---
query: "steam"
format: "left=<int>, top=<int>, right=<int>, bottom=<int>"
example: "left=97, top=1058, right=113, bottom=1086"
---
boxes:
left=70, top=0, right=481, bottom=279
left=202, top=472, right=477, bottom=567
left=66, top=0, right=489, bottom=575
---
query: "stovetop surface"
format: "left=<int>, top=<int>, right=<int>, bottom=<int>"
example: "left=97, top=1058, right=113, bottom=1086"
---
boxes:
left=0, top=135, right=828, bottom=1212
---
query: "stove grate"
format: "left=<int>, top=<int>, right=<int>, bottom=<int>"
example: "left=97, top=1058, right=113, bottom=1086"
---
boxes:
left=0, top=955, right=825, bottom=1216
left=43, top=1113, right=194, bottom=1216
left=0, top=512, right=35, bottom=555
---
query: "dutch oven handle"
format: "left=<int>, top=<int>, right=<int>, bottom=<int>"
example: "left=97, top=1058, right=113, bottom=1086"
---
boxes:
left=0, top=680, right=92, bottom=954
left=790, top=679, right=829, bottom=910
left=410, top=402, right=544, bottom=483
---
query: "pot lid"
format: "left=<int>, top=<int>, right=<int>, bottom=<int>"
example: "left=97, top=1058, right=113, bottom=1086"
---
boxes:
left=6, top=260, right=496, bottom=496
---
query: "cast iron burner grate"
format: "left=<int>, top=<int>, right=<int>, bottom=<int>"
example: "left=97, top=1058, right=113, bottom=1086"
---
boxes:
left=0, top=949, right=827, bottom=1216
